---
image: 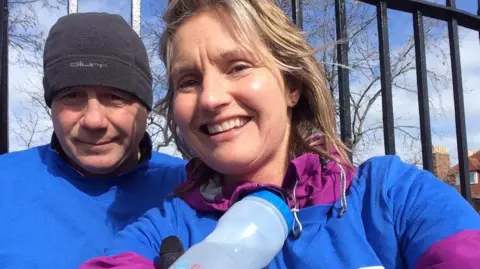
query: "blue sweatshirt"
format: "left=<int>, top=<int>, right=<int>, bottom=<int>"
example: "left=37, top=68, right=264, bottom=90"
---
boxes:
left=0, top=135, right=187, bottom=269
left=82, top=154, right=480, bottom=269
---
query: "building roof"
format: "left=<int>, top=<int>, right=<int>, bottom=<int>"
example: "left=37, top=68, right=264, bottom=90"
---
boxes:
left=447, top=150, right=480, bottom=176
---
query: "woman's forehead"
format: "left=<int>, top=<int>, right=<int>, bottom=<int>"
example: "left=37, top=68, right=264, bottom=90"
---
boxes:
left=170, top=11, right=264, bottom=67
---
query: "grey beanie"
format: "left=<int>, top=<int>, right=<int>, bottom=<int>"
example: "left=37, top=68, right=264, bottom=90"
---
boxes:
left=43, top=12, right=153, bottom=110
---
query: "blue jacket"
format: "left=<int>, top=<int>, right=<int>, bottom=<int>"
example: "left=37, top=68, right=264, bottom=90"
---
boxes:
left=82, top=154, right=480, bottom=269
left=0, top=135, right=187, bottom=268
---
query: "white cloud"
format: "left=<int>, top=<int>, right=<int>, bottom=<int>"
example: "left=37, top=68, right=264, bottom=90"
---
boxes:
left=421, top=28, right=480, bottom=164
left=8, top=0, right=129, bottom=152
left=7, top=0, right=478, bottom=167
left=7, top=0, right=179, bottom=156
left=8, top=2, right=66, bottom=151
left=354, top=27, right=480, bottom=165
left=78, top=0, right=131, bottom=23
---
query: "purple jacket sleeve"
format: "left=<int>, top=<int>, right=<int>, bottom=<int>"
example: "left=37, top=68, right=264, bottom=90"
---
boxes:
left=381, top=157, right=480, bottom=268
left=80, top=252, right=155, bottom=269
left=414, top=230, right=480, bottom=269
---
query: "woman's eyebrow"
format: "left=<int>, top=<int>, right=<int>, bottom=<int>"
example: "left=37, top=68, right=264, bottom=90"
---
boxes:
left=171, top=63, right=196, bottom=79
left=219, top=48, right=243, bottom=58
left=170, top=47, right=257, bottom=78
left=217, top=47, right=257, bottom=60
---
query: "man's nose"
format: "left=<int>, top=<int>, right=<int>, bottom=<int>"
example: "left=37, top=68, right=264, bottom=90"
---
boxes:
left=79, top=98, right=108, bottom=130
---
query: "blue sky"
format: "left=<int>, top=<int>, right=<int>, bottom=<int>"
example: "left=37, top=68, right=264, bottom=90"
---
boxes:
left=7, top=0, right=480, bottom=164
left=72, top=0, right=479, bottom=32
left=457, top=0, right=478, bottom=13
left=385, top=0, right=480, bottom=164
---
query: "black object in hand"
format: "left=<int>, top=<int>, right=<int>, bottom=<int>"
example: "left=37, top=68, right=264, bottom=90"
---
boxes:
left=156, top=236, right=185, bottom=269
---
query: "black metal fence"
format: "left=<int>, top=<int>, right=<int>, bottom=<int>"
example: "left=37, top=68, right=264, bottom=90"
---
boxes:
left=0, top=0, right=8, bottom=155
left=1, top=0, right=480, bottom=203
left=293, top=0, right=480, bottom=203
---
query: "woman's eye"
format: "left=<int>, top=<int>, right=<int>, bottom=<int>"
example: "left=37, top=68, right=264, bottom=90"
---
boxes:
left=178, top=79, right=199, bottom=89
left=229, top=64, right=250, bottom=74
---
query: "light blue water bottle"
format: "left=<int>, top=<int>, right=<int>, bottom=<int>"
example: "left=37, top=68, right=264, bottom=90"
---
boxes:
left=169, top=190, right=293, bottom=269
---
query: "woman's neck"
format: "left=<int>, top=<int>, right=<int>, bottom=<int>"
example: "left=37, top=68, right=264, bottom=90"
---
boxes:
left=222, top=126, right=292, bottom=190
left=222, top=154, right=289, bottom=189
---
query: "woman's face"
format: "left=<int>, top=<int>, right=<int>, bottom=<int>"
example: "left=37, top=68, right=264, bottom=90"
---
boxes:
left=171, top=9, right=299, bottom=185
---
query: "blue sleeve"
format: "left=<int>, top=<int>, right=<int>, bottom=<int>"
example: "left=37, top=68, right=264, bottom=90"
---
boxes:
left=364, top=156, right=480, bottom=268
left=105, top=198, right=180, bottom=262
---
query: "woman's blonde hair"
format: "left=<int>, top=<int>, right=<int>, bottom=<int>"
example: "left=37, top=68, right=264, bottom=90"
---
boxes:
left=157, top=0, right=352, bottom=193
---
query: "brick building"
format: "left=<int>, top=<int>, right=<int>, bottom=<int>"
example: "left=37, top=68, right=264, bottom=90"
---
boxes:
left=432, top=146, right=480, bottom=212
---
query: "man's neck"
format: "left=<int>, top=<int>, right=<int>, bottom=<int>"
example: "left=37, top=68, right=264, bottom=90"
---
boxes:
left=72, top=151, right=141, bottom=179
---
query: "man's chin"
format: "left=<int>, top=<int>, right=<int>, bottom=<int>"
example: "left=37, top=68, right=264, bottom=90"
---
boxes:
left=82, top=165, right=118, bottom=176
left=74, top=156, right=122, bottom=176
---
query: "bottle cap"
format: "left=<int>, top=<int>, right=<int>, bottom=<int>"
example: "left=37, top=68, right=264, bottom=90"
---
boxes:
left=248, top=190, right=293, bottom=232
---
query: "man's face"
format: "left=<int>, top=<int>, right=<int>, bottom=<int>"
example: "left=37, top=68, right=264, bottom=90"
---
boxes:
left=51, top=86, right=148, bottom=176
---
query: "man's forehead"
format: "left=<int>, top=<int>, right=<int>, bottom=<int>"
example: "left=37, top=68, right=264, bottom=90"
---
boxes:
left=53, top=86, right=139, bottom=101
left=65, top=85, right=119, bottom=92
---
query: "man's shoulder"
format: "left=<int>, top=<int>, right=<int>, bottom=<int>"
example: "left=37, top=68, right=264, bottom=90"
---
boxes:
left=143, top=152, right=187, bottom=183
left=149, top=151, right=187, bottom=168
left=0, top=144, right=51, bottom=168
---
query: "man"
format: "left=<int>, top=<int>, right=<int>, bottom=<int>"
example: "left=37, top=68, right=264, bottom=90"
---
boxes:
left=0, top=13, right=186, bottom=268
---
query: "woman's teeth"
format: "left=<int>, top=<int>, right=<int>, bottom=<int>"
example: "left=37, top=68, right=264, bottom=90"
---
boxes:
left=206, top=118, right=248, bottom=135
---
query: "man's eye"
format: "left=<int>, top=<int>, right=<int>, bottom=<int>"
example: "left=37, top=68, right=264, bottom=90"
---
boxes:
left=103, top=93, right=131, bottom=105
left=59, top=92, right=85, bottom=105
left=106, top=94, right=124, bottom=101
left=62, top=92, right=80, bottom=99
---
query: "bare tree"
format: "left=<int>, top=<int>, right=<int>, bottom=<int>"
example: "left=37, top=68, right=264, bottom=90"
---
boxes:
left=11, top=0, right=454, bottom=165
left=10, top=79, right=52, bottom=149
left=8, top=1, right=66, bottom=149
left=8, top=0, right=176, bottom=151
left=11, top=110, right=51, bottom=148
left=275, top=0, right=451, bottom=164
left=140, top=2, right=177, bottom=152
left=8, top=0, right=66, bottom=67
left=137, top=0, right=452, bottom=161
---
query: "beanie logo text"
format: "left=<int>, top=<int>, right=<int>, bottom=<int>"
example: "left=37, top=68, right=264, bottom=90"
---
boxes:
left=70, top=61, right=108, bottom=68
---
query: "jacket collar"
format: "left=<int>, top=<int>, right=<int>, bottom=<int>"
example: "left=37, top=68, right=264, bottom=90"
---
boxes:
left=181, top=151, right=356, bottom=213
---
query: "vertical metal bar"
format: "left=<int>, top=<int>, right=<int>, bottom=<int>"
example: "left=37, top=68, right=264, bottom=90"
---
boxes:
left=67, top=0, right=78, bottom=14
left=291, top=0, right=297, bottom=25
left=335, top=0, right=352, bottom=160
left=291, top=0, right=303, bottom=29
left=0, top=0, right=8, bottom=155
left=446, top=0, right=471, bottom=203
left=376, top=1, right=395, bottom=155
left=413, top=10, right=433, bottom=172
left=478, top=0, right=480, bottom=41
left=131, top=0, right=141, bottom=37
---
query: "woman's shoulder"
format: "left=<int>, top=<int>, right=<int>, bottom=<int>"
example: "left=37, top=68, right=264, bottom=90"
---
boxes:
left=161, top=196, right=219, bottom=230
left=123, top=196, right=207, bottom=234
left=353, top=154, right=477, bottom=224
left=353, top=155, right=480, bottom=269
left=356, top=155, right=430, bottom=188
left=353, top=154, right=460, bottom=208
left=154, top=195, right=211, bottom=220
left=357, top=154, right=414, bottom=172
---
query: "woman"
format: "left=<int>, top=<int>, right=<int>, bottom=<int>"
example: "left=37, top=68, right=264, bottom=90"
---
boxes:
left=82, top=0, right=480, bottom=268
